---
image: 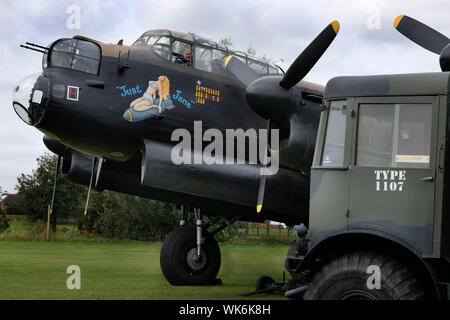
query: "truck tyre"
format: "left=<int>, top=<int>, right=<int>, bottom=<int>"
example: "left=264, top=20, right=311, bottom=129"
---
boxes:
left=303, top=251, right=425, bottom=300
left=160, top=226, right=221, bottom=285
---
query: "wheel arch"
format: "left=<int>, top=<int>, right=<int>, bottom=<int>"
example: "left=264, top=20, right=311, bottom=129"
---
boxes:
left=297, top=231, right=441, bottom=299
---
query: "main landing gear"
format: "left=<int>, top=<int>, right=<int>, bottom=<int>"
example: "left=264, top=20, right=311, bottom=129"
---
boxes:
left=160, top=206, right=232, bottom=285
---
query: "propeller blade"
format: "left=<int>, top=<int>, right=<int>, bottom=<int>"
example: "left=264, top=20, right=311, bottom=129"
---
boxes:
left=394, top=15, right=449, bottom=55
left=256, top=175, right=266, bottom=213
left=83, top=157, right=97, bottom=216
left=49, top=155, right=61, bottom=215
left=225, top=55, right=259, bottom=86
left=280, top=20, right=340, bottom=89
left=256, top=120, right=271, bottom=213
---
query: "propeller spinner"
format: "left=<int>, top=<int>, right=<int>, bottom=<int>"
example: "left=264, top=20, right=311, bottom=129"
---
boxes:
left=225, top=20, right=340, bottom=212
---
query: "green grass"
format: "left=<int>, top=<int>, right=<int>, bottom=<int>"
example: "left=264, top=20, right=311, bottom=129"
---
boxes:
left=1, top=220, right=105, bottom=241
left=0, top=240, right=291, bottom=300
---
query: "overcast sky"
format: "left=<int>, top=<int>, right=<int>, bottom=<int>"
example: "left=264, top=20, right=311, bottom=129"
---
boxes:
left=0, top=0, right=449, bottom=193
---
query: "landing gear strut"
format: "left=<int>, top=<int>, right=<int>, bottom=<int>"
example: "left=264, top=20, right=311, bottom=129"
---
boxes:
left=160, top=206, right=231, bottom=286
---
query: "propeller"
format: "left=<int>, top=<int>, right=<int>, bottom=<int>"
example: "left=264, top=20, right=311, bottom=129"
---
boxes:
left=226, top=21, right=340, bottom=91
left=394, top=15, right=450, bottom=71
left=280, top=21, right=340, bottom=89
left=256, top=120, right=270, bottom=213
left=225, top=20, right=340, bottom=212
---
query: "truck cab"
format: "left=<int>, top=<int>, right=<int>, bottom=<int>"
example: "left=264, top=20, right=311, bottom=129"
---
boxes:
left=288, top=72, right=450, bottom=300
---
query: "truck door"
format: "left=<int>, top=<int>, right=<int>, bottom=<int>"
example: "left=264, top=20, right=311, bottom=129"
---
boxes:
left=348, top=96, right=439, bottom=254
left=309, top=99, right=352, bottom=242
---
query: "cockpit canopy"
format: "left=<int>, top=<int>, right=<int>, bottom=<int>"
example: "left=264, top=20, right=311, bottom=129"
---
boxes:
left=42, top=39, right=101, bottom=75
left=132, top=29, right=282, bottom=77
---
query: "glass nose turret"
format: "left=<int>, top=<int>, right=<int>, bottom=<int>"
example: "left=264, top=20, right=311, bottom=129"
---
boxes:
left=12, top=73, right=47, bottom=126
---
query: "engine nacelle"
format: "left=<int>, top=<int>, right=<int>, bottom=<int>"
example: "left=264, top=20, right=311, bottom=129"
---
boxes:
left=61, top=150, right=98, bottom=188
left=246, top=77, right=321, bottom=173
left=43, top=135, right=98, bottom=187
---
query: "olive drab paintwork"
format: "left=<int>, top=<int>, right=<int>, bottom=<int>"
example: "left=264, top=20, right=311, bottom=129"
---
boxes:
left=309, top=72, right=450, bottom=260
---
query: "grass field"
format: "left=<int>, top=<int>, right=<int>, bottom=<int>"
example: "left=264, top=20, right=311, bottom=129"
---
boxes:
left=0, top=239, right=292, bottom=300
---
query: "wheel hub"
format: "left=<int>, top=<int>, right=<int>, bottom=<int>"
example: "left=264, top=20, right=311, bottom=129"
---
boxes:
left=186, top=248, right=206, bottom=271
left=337, top=290, right=378, bottom=300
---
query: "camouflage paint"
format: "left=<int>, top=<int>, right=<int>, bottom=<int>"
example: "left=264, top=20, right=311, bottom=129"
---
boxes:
left=309, top=72, right=450, bottom=259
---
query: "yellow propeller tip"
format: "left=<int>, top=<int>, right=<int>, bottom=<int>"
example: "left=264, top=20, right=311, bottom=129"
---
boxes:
left=224, top=55, right=233, bottom=67
left=84, top=211, right=87, bottom=216
left=394, top=15, right=404, bottom=29
left=331, top=21, right=340, bottom=34
left=256, top=205, right=262, bottom=213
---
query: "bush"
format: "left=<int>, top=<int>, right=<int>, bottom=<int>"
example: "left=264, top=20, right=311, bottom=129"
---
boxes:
left=0, top=216, right=10, bottom=233
left=22, top=219, right=47, bottom=236
left=16, top=153, right=86, bottom=222
left=77, top=211, right=99, bottom=233
left=93, top=192, right=179, bottom=241
left=212, top=219, right=241, bottom=242
left=4, top=204, right=27, bottom=215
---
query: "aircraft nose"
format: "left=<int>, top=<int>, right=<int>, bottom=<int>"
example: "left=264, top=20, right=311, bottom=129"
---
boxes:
left=13, top=73, right=47, bottom=126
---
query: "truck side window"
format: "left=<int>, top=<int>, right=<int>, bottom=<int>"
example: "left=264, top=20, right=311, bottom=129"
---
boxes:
left=357, top=103, right=432, bottom=168
left=357, top=104, right=394, bottom=167
left=321, top=100, right=347, bottom=166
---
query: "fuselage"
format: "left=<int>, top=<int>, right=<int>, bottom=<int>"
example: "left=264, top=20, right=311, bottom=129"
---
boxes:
left=38, top=39, right=270, bottom=160
left=14, top=33, right=323, bottom=225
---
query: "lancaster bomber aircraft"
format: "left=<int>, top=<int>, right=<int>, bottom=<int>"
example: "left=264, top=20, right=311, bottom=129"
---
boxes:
left=13, top=21, right=340, bottom=285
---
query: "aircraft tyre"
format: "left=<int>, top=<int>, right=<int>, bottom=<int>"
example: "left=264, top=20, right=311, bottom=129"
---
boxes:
left=303, top=251, right=425, bottom=300
left=160, top=226, right=221, bottom=285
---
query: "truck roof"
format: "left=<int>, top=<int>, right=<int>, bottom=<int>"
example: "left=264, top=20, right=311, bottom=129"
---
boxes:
left=324, top=72, right=450, bottom=99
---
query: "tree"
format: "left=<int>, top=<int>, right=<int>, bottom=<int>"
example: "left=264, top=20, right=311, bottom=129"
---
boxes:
left=15, top=152, right=86, bottom=225
left=14, top=152, right=179, bottom=240
left=220, top=37, right=279, bottom=63
left=260, top=54, right=273, bottom=64
left=0, top=187, right=8, bottom=200
left=219, top=37, right=233, bottom=48
left=93, top=191, right=179, bottom=241
left=247, top=46, right=256, bottom=56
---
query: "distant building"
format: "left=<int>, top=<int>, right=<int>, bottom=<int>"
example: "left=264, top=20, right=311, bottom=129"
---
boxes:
left=0, top=194, right=25, bottom=215
left=249, top=221, right=288, bottom=229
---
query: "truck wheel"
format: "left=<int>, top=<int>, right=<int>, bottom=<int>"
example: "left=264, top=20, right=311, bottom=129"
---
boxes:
left=303, top=252, right=425, bottom=300
left=160, top=226, right=221, bottom=285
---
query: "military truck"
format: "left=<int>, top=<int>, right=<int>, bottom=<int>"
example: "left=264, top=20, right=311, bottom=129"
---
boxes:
left=283, top=71, right=450, bottom=300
